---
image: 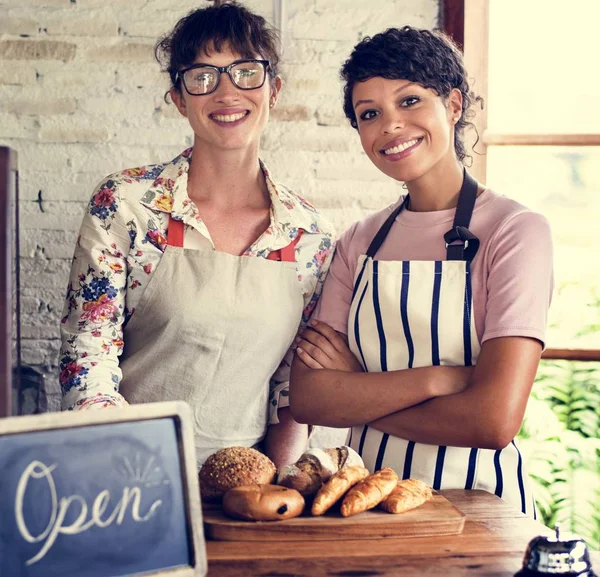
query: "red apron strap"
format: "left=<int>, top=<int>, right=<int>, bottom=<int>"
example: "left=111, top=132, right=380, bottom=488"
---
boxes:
left=279, top=229, right=304, bottom=262
left=265, top=230, right=303, bottom=262
left=167, top=215, right=185, bottom=247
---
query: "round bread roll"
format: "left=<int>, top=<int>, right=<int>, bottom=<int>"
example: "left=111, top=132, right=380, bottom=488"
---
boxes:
left=222, top=484, right=305, bottom=521
left=199, top=446, right=276, bottom=501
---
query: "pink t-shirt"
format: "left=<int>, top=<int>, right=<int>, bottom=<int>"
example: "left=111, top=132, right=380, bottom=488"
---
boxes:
left=314, top=189, right=554, bottom=347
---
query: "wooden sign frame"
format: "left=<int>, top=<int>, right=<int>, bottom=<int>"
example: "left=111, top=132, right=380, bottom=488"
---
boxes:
left=0, top=401, right=207, bottom=577
left=0, top=146, right=19, bottom=418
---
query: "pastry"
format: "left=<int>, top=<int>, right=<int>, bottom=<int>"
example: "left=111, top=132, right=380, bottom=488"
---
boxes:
left=222, top=484, right=305, bottom=521
left=311, top=465, right=370, bottom=516
left=380, top=478, right=433, bottom=514
left=277, top=445, right=364, bottom=496
left=340, top=467, right=399, bottom=517
left=199, top=446, right=276, bottom=501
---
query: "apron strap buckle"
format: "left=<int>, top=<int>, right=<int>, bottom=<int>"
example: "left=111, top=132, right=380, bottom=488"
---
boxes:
left=444, top=226, right=480, bottom=262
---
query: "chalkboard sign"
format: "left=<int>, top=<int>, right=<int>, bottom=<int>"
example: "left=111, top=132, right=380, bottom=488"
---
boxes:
left=0, top=401, right=207, bottom=577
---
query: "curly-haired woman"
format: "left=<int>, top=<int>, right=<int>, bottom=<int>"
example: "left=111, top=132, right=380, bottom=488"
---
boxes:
left=59, top=2, right=335, bottom=468
left=290, top=26, right=553, bottom=516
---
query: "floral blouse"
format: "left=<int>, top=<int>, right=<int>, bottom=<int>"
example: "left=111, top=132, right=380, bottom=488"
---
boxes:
left=59, top=148, right=335, bottom=423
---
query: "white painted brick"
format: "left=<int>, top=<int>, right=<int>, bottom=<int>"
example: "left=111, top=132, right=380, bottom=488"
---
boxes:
left=21, top=324, right=61, bottom=340
left=0, top=113, right=39, bottom=139
left=85, top=41, right=155, bottom=63
left=115, top=64, right=166, bottom=92
left=20, top=257, right=72, bottom=288
left=17, top=141, right=156, bottom=173
left=78, top=94, right=157, bottom=120
left=20, top=229, right=78, bottom=259
left=34, top=61, right=117, bottom=96
left=2, top=0, right=440, bottom=374
left=20, top=200, right=87, bottom=231
left=21, top=339, right=60, bottom=366
left=7, top=0, right=70, bottom=5
left=262, top=123, right=353, bottom=153
left=112, top=121, right=191, bottom=147
left=0, top=16, right=40, bottom=36
left=0, top=61, right=37, bottom=85
left=19, top=170, right=104, bottom=202
left=43, top=11, right=119, bottom=37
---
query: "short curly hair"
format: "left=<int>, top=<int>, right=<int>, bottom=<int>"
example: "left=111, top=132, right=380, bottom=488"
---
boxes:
left=340, top=26, right=482, bottom=164
left=155, top=1, right=280, bottom=97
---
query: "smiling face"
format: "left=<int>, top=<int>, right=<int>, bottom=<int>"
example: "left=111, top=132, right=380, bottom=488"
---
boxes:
left=171, top=43, right=281, bottom=156
left=352, top=77, right=462, bottom=184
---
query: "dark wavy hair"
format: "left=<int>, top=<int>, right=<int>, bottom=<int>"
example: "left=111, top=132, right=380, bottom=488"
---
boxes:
left=340, top=26, right=482, bottom=164
left=155, top=1, right=280, bottom=99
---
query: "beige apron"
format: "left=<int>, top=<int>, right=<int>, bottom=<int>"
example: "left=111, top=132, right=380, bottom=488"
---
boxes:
left=119, top=217, right=304, bottom=467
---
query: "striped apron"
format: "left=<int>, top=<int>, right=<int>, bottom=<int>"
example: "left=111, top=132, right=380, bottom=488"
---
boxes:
left=347, top=170, right=535, bottom=516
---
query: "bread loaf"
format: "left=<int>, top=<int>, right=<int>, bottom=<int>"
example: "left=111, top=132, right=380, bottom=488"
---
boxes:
left=222, top=484, right=305, bottom=521
left=277, top=446, right=364, bottom=496
left=340, top=467, right=399, bottom=517
left=199, top=446, right=276, bottom=501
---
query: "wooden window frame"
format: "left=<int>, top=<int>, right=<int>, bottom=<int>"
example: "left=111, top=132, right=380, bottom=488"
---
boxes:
left=442, top=0, right=599, bottom=362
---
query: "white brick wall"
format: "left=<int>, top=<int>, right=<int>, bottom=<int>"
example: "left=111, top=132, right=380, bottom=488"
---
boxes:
left=0, top=0, right=439, bottom=421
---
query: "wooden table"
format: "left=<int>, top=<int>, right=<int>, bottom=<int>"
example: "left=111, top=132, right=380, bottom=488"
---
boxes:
left=205, top=489, right=600, bottom=576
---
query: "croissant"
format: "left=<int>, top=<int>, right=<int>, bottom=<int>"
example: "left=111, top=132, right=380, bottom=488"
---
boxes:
left=311, top=465, right=370, bottom=516
left=340, top=467, right=399, bottom=517
left=380, top=478, right=433, bottom=514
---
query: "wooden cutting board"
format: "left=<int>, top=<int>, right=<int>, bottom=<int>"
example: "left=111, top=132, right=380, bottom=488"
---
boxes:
left=203, top=492, right=465, bottom=541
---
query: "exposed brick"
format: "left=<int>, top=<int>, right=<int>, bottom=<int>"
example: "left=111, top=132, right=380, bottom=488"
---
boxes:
left=0, top=40, right=76, bottom=62
left=38, top=123, right=110, bottom=144
left=85, top=42, right=154, bottom=63
left=1, top=98, right=76, bottom=116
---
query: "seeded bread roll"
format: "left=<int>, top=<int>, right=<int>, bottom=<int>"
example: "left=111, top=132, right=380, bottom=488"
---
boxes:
left=223, top=484, right=305, bottom=521
left=199, top=446, right=276, bottom=501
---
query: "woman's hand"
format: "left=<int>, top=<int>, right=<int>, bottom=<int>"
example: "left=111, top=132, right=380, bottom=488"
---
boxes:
left=295, top=320, right=363, bottom=372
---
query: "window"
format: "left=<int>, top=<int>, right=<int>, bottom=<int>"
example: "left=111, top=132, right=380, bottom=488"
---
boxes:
left=443, top=0, right=600, bottom=360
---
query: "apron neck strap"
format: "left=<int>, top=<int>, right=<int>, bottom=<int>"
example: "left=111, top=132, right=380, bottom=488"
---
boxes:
left=366, top=168, right=480, bottom=261
left=443, top=168, right=480, bottom=261
left=167, top=215, right=185, bottom=247
left=365, top=196, right=409, bottom=258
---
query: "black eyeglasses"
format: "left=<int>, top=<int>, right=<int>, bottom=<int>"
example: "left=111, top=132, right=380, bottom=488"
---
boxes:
left=175, top=59, right=270, bottom=96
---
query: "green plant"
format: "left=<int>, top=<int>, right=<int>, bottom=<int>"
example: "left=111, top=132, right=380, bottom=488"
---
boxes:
left=518, top=291, right=600, bottom=550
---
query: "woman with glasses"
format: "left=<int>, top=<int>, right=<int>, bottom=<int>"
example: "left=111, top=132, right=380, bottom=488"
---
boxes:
left=59, top=1, right=334, bottom=469
left=289, top=26, right=553, bottom=516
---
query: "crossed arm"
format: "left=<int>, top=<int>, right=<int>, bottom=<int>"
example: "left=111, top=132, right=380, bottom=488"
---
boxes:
left=289, top=321, right=542, bottom=450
